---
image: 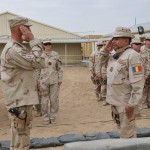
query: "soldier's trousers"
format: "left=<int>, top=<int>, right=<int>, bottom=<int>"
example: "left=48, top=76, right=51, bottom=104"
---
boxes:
left=35, top=92, right=41, bottom=113
left=101, top=83, right=107, bottom=101
left=9, top=105, right=33, bottom=150
left=111, top=106, right=136, bottom=138
left=143, top=76, right=150, bottom=107
left=94, top=83, right=101, bottom=100
left=40, top=83, right=60, bottom=122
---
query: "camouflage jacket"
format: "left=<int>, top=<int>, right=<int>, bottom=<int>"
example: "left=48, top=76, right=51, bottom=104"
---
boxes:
left=99, top=46, right=144, bottom=113
left=140, top=45, right=150, bottom=79
left=1, top=39, right=45, bottom=109
left=37, top=50, right=63, bottom=85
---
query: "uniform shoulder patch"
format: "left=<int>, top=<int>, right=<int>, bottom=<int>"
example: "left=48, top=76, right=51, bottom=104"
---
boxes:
left=132, top=65, right=142, bottom=75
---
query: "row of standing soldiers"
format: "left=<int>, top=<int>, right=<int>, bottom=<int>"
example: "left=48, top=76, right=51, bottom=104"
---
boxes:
left=89, top=26, right=150, bottom=139
left=89, top=35, right=150, bottom=109
left=89, top=41, right=108, bottom=106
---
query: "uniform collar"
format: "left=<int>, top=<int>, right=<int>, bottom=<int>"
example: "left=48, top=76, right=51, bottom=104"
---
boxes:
left=115, top=45, right=130, bottom=55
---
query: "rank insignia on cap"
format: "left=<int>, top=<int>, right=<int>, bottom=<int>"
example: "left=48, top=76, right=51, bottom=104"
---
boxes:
left=132, top=66, right=142, bottom=74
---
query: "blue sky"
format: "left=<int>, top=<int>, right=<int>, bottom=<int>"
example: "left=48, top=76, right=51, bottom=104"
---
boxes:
left=0, top=0, right=150, bottom=36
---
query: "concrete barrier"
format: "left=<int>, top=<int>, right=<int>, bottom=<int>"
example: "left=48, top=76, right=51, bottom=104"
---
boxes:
left=64, top=137, right=150, bottom=150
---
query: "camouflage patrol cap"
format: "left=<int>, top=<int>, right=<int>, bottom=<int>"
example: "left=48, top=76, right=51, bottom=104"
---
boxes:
left=8, top=16, right=32, bottom=28
left=113, top=26, right=134, bottom=38
left=145, top=34, right=150, bottom=40
left=42, top=39, right=52, bottom=44
left=131, top=38, right=142, bottom=44
left=96, top=41, right=103, bottom=46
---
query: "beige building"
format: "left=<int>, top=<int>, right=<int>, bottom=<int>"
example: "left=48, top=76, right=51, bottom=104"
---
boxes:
left=0, top=11, right=85, bottom=65
left=81, top=35, right=103, bottom=60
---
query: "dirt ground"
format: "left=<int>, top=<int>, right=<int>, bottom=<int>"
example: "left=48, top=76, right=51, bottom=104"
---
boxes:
left=0, top=66, right=150, bottom=150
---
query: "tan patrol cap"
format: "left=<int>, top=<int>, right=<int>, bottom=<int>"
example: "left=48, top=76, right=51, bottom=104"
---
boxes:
left=8, top=16, right=32, bottom=28
left=42, top=39, right=52, bottom=44
left=131, top=38, right=142, bottom=44
left=96, top=41, right=103, bottom=46
left=113, top=26, right=134, bottom=38
left=145, top=34, right=150, bottom=40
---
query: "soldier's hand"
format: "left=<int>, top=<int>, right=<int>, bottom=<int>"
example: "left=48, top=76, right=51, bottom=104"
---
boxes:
left=98, top=75, right=102, bottom=81
left=104, top=40, right=113, bottom=52
left=58, top=82, right=62, bottom=87
left=20, top=25, right=34, bottom=42
left=125, top=106, right=134, bottom=119
left=36, top=80, right=40, bottom=89
left=91, top=71, right=96, bottom=76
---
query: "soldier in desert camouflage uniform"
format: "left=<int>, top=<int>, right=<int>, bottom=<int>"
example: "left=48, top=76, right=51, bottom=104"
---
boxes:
left=140, top=35, right=150, bottom=109
left=131, top=37, right=142, bottom=53
left=1, top=16, right=46, bottom=150
left=130, top=37, right=147, bottom=117
left=89, top=41, right=103, bottom=101
left=37, top=39, right=63, bottom=125
left=99, top=27, right=144, bottom=138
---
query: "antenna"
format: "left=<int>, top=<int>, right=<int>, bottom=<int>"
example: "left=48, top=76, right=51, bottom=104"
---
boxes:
left=135, top=17, right=136, bottom=25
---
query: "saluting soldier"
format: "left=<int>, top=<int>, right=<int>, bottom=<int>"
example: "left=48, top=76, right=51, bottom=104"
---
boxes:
left=89, top=41, right=103, bottom=101
left=99, top=27, right=144, bottom=138
left=1, top=16, right=45, bottom=150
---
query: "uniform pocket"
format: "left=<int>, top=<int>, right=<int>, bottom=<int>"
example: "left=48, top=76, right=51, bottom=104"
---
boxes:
left=112, top=64, right=127, bottom=85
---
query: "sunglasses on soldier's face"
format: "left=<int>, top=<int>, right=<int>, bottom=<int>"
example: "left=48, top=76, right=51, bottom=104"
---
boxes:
left=134, top=43, right=142, bottom=46
left=43, top=43, right=51, bottom=46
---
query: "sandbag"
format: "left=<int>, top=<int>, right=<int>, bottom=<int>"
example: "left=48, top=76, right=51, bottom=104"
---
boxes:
left=107, top=130, right=120, bottom=138
left=0, top=141, right=10, bottom=150
left=58, top=133, right=86, bottom=144
left=30, top=137, right=62, bottom=148
left=137, top=128, right=150, bottom=137
left=84, top=132, right=110, bottom=141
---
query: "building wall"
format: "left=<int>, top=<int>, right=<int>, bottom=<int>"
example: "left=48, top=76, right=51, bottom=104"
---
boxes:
left=53, top=43, right=82, bottom=64
left=0, top=13, right=16, bottom=36
left=31, top=23, right=81, bottom=39
left=81, top=35, right=102, bottom=59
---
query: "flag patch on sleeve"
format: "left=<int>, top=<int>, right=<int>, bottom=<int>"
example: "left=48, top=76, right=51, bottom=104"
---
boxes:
left=132, top=66, right=142, bottom=73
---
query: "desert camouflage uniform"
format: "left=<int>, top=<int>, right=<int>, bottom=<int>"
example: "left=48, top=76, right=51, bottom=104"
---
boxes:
left=95, top=49, right=108, bottom=105
left=1, top=39, right=45, bottom=150
left=140, top=45, right=150, bottom=108
left=99, top=46, right=144, bottom=138
left=89, top=49, right=102, bottom=101
left=38, top=51, right=63, bottom=123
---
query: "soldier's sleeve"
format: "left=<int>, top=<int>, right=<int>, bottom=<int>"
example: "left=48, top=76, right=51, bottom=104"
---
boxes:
left=99, top=48, right=110, bottom=64
left=89, top=52, right=94, bottom=72
left=56, top=54, right=63, bottom=83
left=142, top=53, right=150, bottom=79
left=8, top=39, right=45, bottom=70
left=34, top=69, right=41, bottom=80
left=128, top=52, right=144, bottom=107
left=140, top=48, right=150, bottom=79
left=95, top=59, right=102, bottom=77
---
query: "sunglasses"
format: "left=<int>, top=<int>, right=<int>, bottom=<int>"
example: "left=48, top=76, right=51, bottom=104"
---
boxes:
left=43, top=43, right=51, bottom=46
left=134, top=43, right=142, bottom=46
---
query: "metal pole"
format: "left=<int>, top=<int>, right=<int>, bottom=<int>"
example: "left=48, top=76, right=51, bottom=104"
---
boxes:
left=135, top=17, right=136, bottom=25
